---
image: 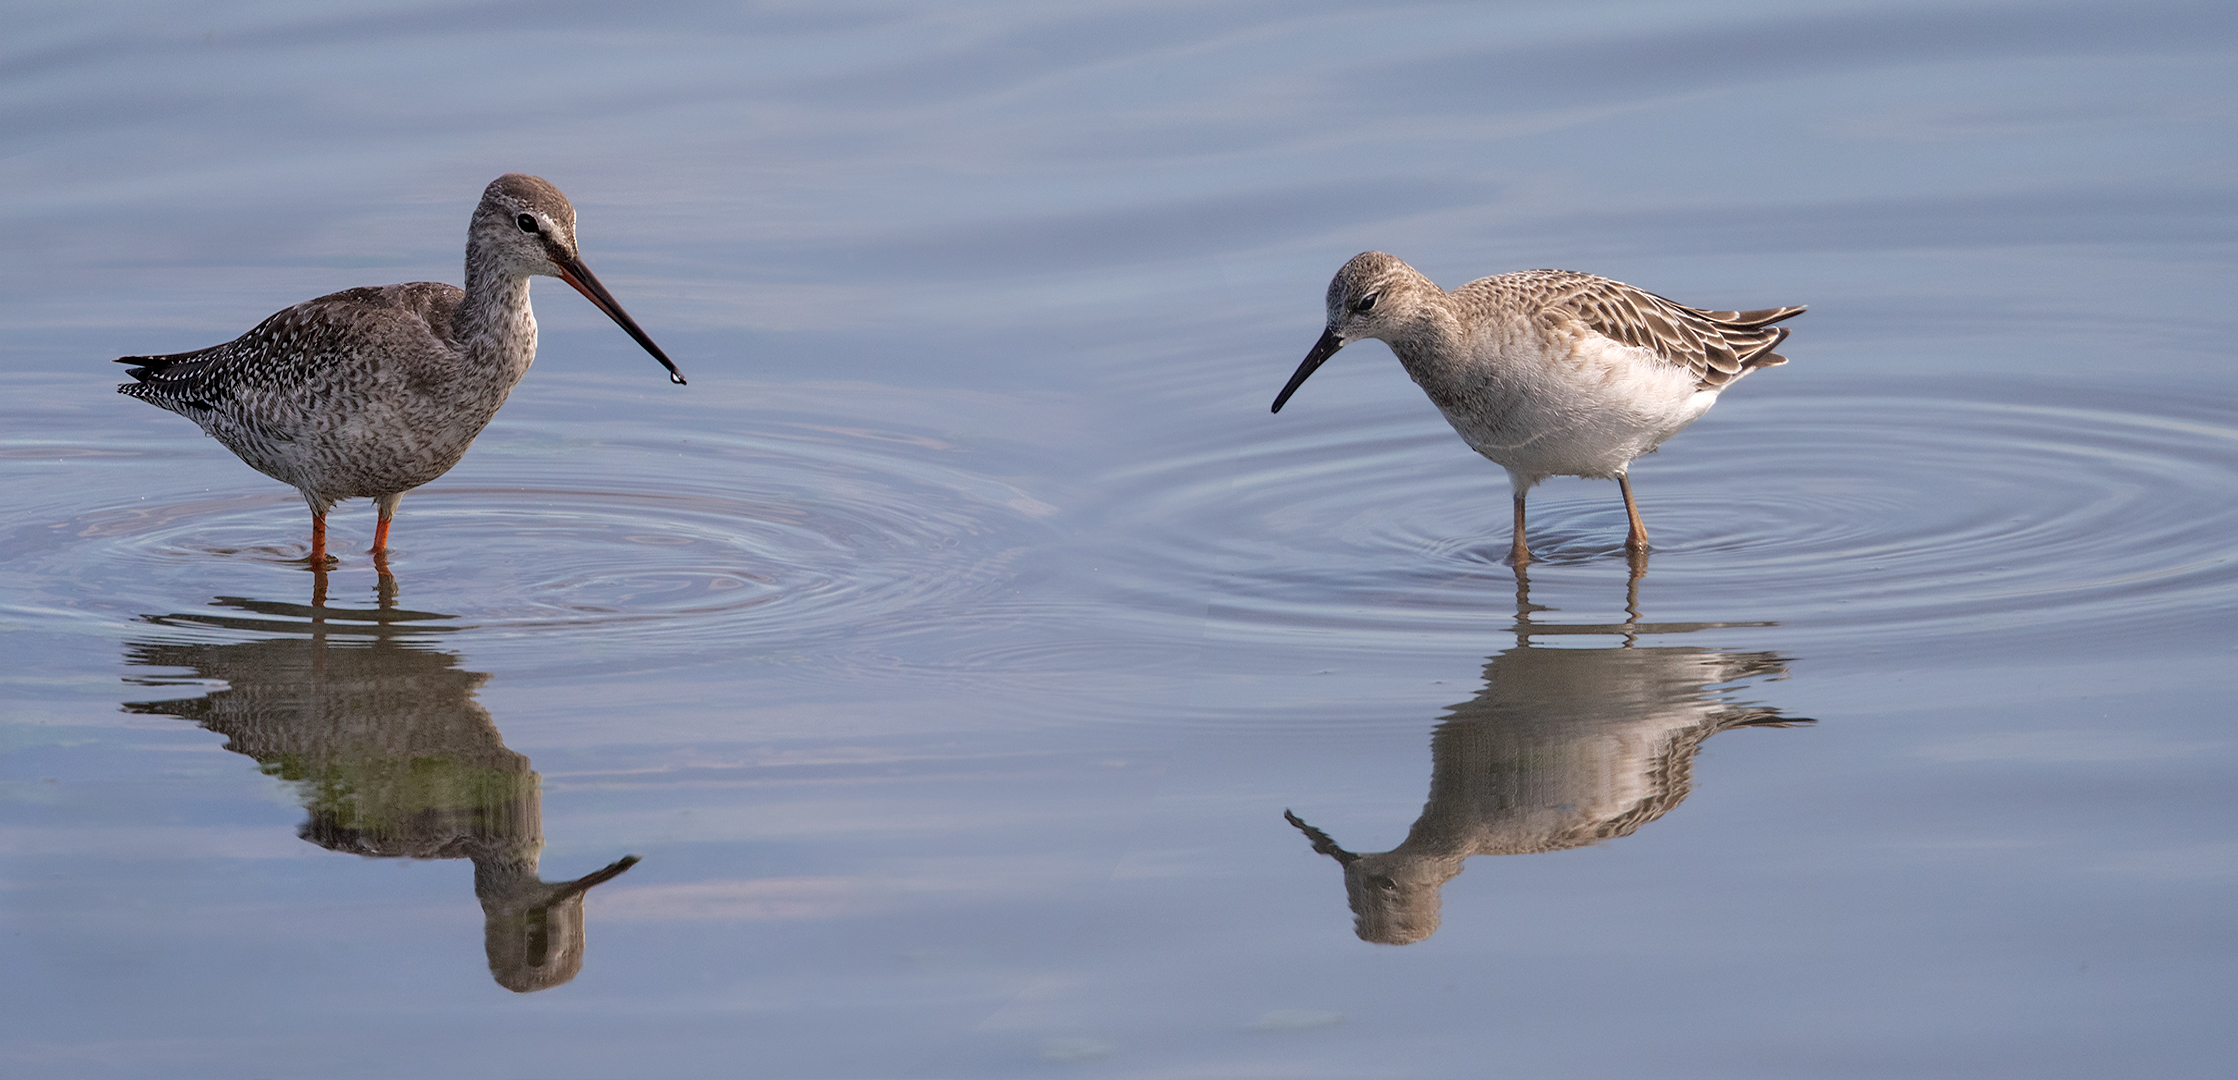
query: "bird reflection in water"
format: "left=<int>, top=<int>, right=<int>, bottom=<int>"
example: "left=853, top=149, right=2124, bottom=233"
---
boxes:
left=1285, top=572, right=1811, bottom=944
left=121, top=568, right=638, bottom=992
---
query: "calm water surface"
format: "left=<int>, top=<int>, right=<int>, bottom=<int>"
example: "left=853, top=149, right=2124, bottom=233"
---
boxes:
left=4, top=2, right=2236, bottom=1077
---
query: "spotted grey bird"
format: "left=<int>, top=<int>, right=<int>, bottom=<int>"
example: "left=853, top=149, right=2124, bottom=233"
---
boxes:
left=117, top=174, right=684, bottom=565
left=1273, top=252, right=1802, bottom=566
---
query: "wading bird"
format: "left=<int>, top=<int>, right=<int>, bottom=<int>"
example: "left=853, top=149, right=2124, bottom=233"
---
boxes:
left=118, top=174, right=684, bottom=564
left=1273, top=252, right=1801, bottom=567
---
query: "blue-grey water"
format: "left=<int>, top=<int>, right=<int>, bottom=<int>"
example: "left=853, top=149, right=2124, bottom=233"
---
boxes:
left=4, top=2, right=2235, bottom=1077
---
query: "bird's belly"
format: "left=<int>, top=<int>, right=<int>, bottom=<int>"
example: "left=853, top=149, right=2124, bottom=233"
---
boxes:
left=1431, top=352, right=1714, bottom=480
left=206, top=392, right=494, bottom=500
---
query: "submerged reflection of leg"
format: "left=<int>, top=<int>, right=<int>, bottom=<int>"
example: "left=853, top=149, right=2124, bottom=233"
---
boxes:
left=374, top=550, right=397, bottom=606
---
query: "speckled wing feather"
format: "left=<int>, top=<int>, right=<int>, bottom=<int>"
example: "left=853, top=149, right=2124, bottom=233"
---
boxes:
left=116, top=340, right=232, bottom=412
left=1517, top=270, right=1805, bottom=391
left=116, top=283, right=464, bottom=429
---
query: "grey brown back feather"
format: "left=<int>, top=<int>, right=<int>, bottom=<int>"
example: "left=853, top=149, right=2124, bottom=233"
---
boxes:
left=1493, top=270, right=1804, bottom=391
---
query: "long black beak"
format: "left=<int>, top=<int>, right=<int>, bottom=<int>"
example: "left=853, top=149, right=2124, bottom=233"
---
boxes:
left=1284, top=809, right=1360, bottom=865
left=552, top=854, right=641, bottom=902
left=554, top=253, right=688, bottom=386
left=1271, top=327, right=1345, bottom=413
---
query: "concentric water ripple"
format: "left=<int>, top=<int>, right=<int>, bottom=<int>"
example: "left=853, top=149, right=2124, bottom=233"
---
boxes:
left=0, top=377, right=1068, bottom=672
left=1092, top=377, right=2238, bottom=656
left=11, top=373, right=2230, bottom=678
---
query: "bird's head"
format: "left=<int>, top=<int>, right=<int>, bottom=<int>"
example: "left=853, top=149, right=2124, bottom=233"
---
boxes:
left=470, top=174, right=685, bottom=385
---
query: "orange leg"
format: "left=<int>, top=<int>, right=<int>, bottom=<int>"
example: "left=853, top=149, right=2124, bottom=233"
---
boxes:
left=1509, top=490, right=1532, bottom=568
left=309, top=512, right=329, bottom=566
left=371, top=492, right=401, bottom=555
left=372, top=508, right=395, bottom=597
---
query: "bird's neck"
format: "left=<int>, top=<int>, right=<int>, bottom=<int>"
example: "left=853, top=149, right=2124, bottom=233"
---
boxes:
left=1383, top=298, right=1472, bottom=396
left=454, top=262, right=540, bottom=385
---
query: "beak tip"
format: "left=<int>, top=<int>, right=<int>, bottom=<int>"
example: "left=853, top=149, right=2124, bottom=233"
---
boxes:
left=1271, top=328, right=1343, bottom=416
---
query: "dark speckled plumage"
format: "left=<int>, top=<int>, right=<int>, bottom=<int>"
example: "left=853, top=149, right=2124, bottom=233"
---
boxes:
left=118, top=174, right=683, bottom=562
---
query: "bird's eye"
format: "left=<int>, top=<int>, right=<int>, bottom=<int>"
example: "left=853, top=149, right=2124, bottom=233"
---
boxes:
left=1351, top=293, right=1380, bottom=314
left=515, top=213, right=539, bottom=234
